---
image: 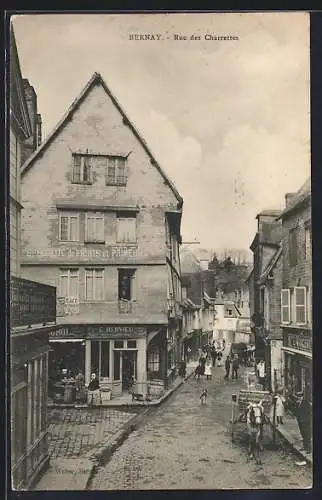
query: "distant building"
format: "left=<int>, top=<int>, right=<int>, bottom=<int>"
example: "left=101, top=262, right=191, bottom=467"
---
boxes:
left=20, top=71, right=183, bottom=396
left=213, top=299, right=241, bottom=344
left=278, top=178, right=312, bottom=403
left=10, top=25, right=56, bottom=490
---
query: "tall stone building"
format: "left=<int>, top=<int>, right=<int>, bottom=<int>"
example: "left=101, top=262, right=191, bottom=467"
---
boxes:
left=20, top=72, right=183, bottom=396
left=10, top=25, right=56, bottom=489
left=278, top=178, right=312, bottom=402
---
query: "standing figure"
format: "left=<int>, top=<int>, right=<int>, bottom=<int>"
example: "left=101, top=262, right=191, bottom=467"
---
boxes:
left=256, top=360, right=266, bottom=390
left=294, top=392, right=312, bottom=453
left=232, top=354, right=239, bottom=379
left=204, top=362, right=212, bottom=380
left=274, top=391, right=286, bottom=425
left=224, top=355, right=231, bottom=380
left=87, top=373, right=101, bottom=406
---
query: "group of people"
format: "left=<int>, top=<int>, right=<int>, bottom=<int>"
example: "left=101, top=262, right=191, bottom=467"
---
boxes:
left=193, top=340, right=226, bottom=379
left=224, top=353, right=240, bottom=380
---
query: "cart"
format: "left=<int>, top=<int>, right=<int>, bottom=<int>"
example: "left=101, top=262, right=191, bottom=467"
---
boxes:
left=231, top=389, right=273, bottom=444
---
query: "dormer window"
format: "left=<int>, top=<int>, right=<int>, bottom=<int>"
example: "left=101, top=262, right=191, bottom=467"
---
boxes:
left=106, top=156, right=127, bottom=186
left=72, top=154, right=92, bottom=184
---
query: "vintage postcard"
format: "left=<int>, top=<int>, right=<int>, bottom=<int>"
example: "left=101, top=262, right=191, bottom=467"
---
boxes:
left=8, top=11, right=312, bottom=491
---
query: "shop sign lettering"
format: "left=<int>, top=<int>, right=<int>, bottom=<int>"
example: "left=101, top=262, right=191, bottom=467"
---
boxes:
left=50, top=326, right=84, bottom=338
left=287, top=332, right=312, bottom=352
left=22, top=246, right=140, bottom=260
left=87, top=326, right=146, bottom=338
left=50, top=325, right=146, bottom=339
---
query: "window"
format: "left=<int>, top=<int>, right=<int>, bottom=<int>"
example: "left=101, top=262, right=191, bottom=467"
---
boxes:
left=85, top=213, right=105, bottom=242
left=85, top=269, right=104, bottom=301
left=127, top=340, right=137, bottom=349
left=116, top=215, right=137, bottom=243
left=72, top=154, right=92, bottom=184
left=305, top=224, right=311, bottom=260
left=294, top=286, right=307, bottom=324
left=59, top=213, right=80, bottom=241
left=91, top=341, right=110, bottom=379
left=118, top=268, right=136, bottom=301
left=281, top=289, right=290, bottom=323
left=148, top=350, right=160, bottom=372
left=289, top=227, right=298, bottom=267
left=114, top=340, right=124, bottom=349
left=59, top=269, right=79, bottom=299
left=106, top=157, right=127, bottom=186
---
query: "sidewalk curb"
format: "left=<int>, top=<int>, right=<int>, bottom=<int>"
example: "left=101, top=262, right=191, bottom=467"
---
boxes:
left=85, top=367, right=196, bottom=489
left=266, top=417, right=312, bottom=466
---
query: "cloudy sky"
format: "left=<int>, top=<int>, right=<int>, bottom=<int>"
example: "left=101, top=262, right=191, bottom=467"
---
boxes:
left=12, top=12, right=310, bottom=254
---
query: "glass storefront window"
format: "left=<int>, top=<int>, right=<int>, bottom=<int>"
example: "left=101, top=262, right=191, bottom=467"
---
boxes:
left=91, top=341, right=110, bottom=379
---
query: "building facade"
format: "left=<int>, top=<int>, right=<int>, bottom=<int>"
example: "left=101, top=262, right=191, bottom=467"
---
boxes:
left=256, top=246, right=283, bottom=391
left=213, top=300, right=241, bottom=344
left=278, top=179, right=312, bottom=403
left=249, top=209, right=283, bottom=374
left=20, top=72, right=183, bottom=397
left=10, top=26, right=56, bottom=489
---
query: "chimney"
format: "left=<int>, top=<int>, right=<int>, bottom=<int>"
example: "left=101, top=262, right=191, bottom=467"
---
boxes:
left=285, top=193, right=296, bottom=209
left=22, top=79, right=39, bottom=160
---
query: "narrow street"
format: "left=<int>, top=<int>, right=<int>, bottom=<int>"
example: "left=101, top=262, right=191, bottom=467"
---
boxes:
left=90, top=362, right=312, bottom=490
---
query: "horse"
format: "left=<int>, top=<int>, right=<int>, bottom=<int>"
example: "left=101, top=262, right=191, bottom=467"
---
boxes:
left=246, top=402, right=264, bottom=465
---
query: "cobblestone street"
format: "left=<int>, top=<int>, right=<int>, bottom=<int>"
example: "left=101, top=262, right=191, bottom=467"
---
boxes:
left=48, top=408, right=137, bottom=459
left=90, top=364, right=312, bottom=490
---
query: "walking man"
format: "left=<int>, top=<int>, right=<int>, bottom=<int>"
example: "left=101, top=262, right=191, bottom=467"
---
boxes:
left=232, top=354, right=239, bottom=380
left=224, top=354, right=231, bottom=380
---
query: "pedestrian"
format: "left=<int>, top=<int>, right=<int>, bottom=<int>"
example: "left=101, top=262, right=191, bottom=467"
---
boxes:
left=294, top=392, right=312, bottom=453
left=194, top=364, right=202, bottom=380
left=204, top=362, right=212, bottom=380
left=274, top=391, right=286, bottom=426
left=87, top=373, right=101, bottom=406
left=179, top=360, right=186, bottom=378
left=224, top=355, right=231, bottom=380
left=187, top=346, right=192, bottom=363
left=232, top=354, right=239, bottom=380
left=217, top=351, right=223, bottom=367
left=256, top=360, right=266, bottom=390
left=211, top=346, right=217, bottom=367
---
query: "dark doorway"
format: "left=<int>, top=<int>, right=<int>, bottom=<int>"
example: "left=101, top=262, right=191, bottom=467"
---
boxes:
left=122, top=351, right=137, bottom=390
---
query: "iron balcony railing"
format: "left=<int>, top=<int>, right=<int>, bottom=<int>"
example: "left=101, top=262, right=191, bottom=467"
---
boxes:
left=118, top=299, right=132, bottom=314
left=10, top=276, right=56, bottom=327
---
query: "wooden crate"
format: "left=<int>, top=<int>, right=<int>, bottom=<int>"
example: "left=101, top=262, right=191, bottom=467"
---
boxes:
left=238, top=390, right=272, bottom=414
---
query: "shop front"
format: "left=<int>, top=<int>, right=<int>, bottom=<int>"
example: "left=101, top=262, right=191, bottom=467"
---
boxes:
left=282, top=328, right=312, bottom=403
left=49, top=324, right=148, bottom=399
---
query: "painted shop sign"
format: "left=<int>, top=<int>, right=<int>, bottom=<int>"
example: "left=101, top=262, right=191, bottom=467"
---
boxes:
left=57, top=297, right=80, bottom=317
left=22, top=245, right=139, bottom=260
left=87, top=326, right=146, bottom=339
left=50, top=325, right=147, bottom=339
left=286, top=332, right=312, bottom=353
left=50, top=326, right=84, bottom=339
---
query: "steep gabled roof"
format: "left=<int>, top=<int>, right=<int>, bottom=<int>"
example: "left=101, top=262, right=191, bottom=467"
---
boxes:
left=21, top=72, right=183, bottom=206
left=277, top=177, right=311, bottom=220
left=10, top=25, right=32, bottom=139
left=259, top=246, right=282, bottom=284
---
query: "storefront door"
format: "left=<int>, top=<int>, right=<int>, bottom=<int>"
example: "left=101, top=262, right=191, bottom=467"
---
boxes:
left=122, top=351, right=137, bottom=390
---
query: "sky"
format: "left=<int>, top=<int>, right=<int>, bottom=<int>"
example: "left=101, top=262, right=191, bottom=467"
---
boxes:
left=12, top=12, right=310, bottom=255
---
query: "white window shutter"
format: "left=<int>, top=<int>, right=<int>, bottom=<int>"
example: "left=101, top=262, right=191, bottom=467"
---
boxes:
left=281, top=289, right=290, bottom=323
left=295, top=286, right=306, bottom=324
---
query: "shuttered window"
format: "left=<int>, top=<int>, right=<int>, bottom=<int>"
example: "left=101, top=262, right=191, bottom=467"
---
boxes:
left=281, top=289, right=290, bottom=323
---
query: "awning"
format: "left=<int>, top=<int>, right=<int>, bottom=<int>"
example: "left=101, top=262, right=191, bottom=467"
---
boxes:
left=281, top=346, right=312, bottom=359
left=50, top=339, right=85, bottom=343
